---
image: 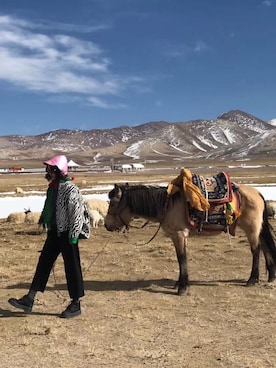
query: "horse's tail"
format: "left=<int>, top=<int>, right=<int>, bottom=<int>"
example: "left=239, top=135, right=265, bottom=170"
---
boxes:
left=259, top=194, right=276, bottom=265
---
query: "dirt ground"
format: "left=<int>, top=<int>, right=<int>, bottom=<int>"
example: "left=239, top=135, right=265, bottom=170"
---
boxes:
left=1, top=169, right=276, bottom=368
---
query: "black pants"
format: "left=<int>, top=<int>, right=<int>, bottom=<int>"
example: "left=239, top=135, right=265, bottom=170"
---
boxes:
left=30, top=230, right=84, bottom=299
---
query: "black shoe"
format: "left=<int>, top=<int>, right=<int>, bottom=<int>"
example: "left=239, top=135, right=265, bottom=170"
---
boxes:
left=8, top=295, right=33, bottom=313
left=60, top=300, right=81, bottom=319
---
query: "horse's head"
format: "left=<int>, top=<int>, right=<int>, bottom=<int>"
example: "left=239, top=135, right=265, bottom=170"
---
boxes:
left=105, top=183, right=132, bottom=232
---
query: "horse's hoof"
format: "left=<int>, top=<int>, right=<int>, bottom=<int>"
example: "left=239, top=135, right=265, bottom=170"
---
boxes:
left=246, top=278, right=258, bottom=287
left=268, top=275, right=276, bottom=283
left=177, top=288, right=187, bottom=296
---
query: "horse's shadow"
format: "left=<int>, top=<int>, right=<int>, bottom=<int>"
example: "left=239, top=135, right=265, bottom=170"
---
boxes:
left=191, top=278, right=246, bottom=286
left=142, top=278, right=246, bottom=295
left=5, top=277, right=246, bottom=296
left=2, top=278, right=248, bottom=317
left=6, top=279, right=175, bottom=292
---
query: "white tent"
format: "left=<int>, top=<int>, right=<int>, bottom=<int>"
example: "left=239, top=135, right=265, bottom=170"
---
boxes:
left=68, top=159, right=80, bottom=171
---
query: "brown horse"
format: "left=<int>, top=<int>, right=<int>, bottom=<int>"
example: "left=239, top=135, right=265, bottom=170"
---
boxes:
left=104, top=181, right=276, bottom=295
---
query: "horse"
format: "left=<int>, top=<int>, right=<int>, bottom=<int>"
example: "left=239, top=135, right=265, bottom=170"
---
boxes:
left=104, top=178, right=276, bottom=296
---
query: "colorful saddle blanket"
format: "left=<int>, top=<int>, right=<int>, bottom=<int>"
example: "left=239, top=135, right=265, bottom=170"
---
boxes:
left=188, top=172, right=240, bottom=233
left=191, top=172, right=232, bottom=204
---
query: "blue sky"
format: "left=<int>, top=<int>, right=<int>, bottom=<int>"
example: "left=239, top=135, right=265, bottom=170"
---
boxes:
left=0, top=0, right=275, bottom=136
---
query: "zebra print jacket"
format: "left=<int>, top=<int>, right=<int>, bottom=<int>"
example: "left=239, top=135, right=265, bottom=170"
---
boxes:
left=55, top=180, right=90, bottom=240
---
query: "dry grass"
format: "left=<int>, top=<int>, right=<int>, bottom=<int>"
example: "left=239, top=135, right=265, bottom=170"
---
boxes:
left=1, top=167, right=276, bottom=368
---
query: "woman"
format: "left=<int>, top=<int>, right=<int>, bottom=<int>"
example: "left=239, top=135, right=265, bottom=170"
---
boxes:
left=8, top=155, right=90, bottom=318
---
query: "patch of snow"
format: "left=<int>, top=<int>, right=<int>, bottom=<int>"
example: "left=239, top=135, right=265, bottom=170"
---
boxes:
left=222, top=128, right=236, bottom=144
left=121, top=134, right=130, bottom=142
left=169, top=144, right=191, bottom=153
left=210, top=128, right=230, bottom=145
left=44, top=133, right=57, bottom=141
left=123, top=141, right=143, bottom=159
left=93, top=152, right=101, bottom=162
left=268, top=119, right=276, bottom=126
left=1, top=183, right=276, bottom=219
left=197, top=136, right=218, bottom=149
left=192, top=140, right=207, bottom=152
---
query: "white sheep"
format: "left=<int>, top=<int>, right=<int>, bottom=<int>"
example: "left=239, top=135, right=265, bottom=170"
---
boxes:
left=15, top=187, right=24, bottom=194
left=25, top=212, right=42, bottom=224
left=7, top=212, right=26, bottom=223
left=7, top=209, right=42, bottom=224
left=266, top=200, right=276, bottom=219
left=85, top=198, right=109, bottom=218
left=89, top=209, right=104, bottom=228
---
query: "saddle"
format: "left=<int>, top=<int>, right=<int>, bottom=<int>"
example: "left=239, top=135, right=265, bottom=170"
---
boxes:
left=188, top=172, right=240, bottom=234
left=192, top=172, right=232, bottom=203
left=167, top=168, right=241, bottom=234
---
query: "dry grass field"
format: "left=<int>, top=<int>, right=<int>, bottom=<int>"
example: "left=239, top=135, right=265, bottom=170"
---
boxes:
left=1, top=166, right=276, bottom=368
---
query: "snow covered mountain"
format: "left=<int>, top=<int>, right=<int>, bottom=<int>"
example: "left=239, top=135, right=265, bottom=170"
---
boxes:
left=268, top=119, right=276, bottom=127
left=0, top=110, right=275, bottom=166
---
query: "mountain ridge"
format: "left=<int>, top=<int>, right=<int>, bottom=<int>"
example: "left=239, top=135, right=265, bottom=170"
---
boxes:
left=1, top=110, right=275, bottom=167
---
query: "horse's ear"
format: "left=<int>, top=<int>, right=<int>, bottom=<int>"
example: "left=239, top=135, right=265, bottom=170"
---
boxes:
left=114, top=184, right=121, bottom=191
left=114, top=184, right=122, bottom=197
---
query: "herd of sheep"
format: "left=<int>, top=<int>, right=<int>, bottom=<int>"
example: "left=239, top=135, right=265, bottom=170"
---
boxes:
left=6, top=198, right=109, bottom=228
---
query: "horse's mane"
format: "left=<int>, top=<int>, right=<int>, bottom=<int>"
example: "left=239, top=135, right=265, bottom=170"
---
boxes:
left=124, top=185, right=170, bottom=217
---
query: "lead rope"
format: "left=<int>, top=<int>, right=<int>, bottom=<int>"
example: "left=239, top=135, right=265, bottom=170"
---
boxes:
left=123, top=192, right=170, bottom=246
left=123, top=222, right=162, bottom=246
left=82, top=238, right=110, bottom=277
left=51, top=238, right=111, bottom=299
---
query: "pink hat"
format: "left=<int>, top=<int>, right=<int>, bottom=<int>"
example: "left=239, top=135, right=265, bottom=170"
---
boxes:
left=44, top=155, right=68, bottom=176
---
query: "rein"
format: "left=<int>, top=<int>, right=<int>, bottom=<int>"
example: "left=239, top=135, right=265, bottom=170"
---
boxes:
left=121, top=190, right=170, bottom=246
left=123, top=221, right=162, bottom=246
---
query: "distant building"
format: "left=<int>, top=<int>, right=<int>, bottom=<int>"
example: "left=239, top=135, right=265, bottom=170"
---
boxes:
left=132, top=163, right=145, bottom=171
left=122, top=164, right=132, bottom=172
left=114, top=163, right=145, bottom=172
left=9, top=167, right=24, bottom=172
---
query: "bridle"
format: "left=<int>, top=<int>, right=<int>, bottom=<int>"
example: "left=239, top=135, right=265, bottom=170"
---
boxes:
left=107, top=191, right=131, bottom=232
left=108, top=186, right=171, bottom=245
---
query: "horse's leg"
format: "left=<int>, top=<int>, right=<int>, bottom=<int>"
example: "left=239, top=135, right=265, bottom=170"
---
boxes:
left=244, top=230, right=261, bottom=286
left=171, top=231, right=189, bottom=295
left=239, top=191, right=276, bottom=285
left=246, top=227, right=276, bottom=285
left=247, top=242, right=261, bottom=286
left=261, top=243, right=276, bottom=282
left=259, top=215, right=276, bottom=283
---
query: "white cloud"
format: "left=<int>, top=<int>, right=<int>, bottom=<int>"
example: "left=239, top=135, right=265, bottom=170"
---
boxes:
left=263, top=0, right=273, bottom=6
left=0, top=13, right=146, bottom=108
left=193, top=40, right=208, bottom=53
left=164, top=40, right=208, bottom=58
left=87, top=96, right=128, bottom=109
left=155, top=100, right=163, bottom=107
